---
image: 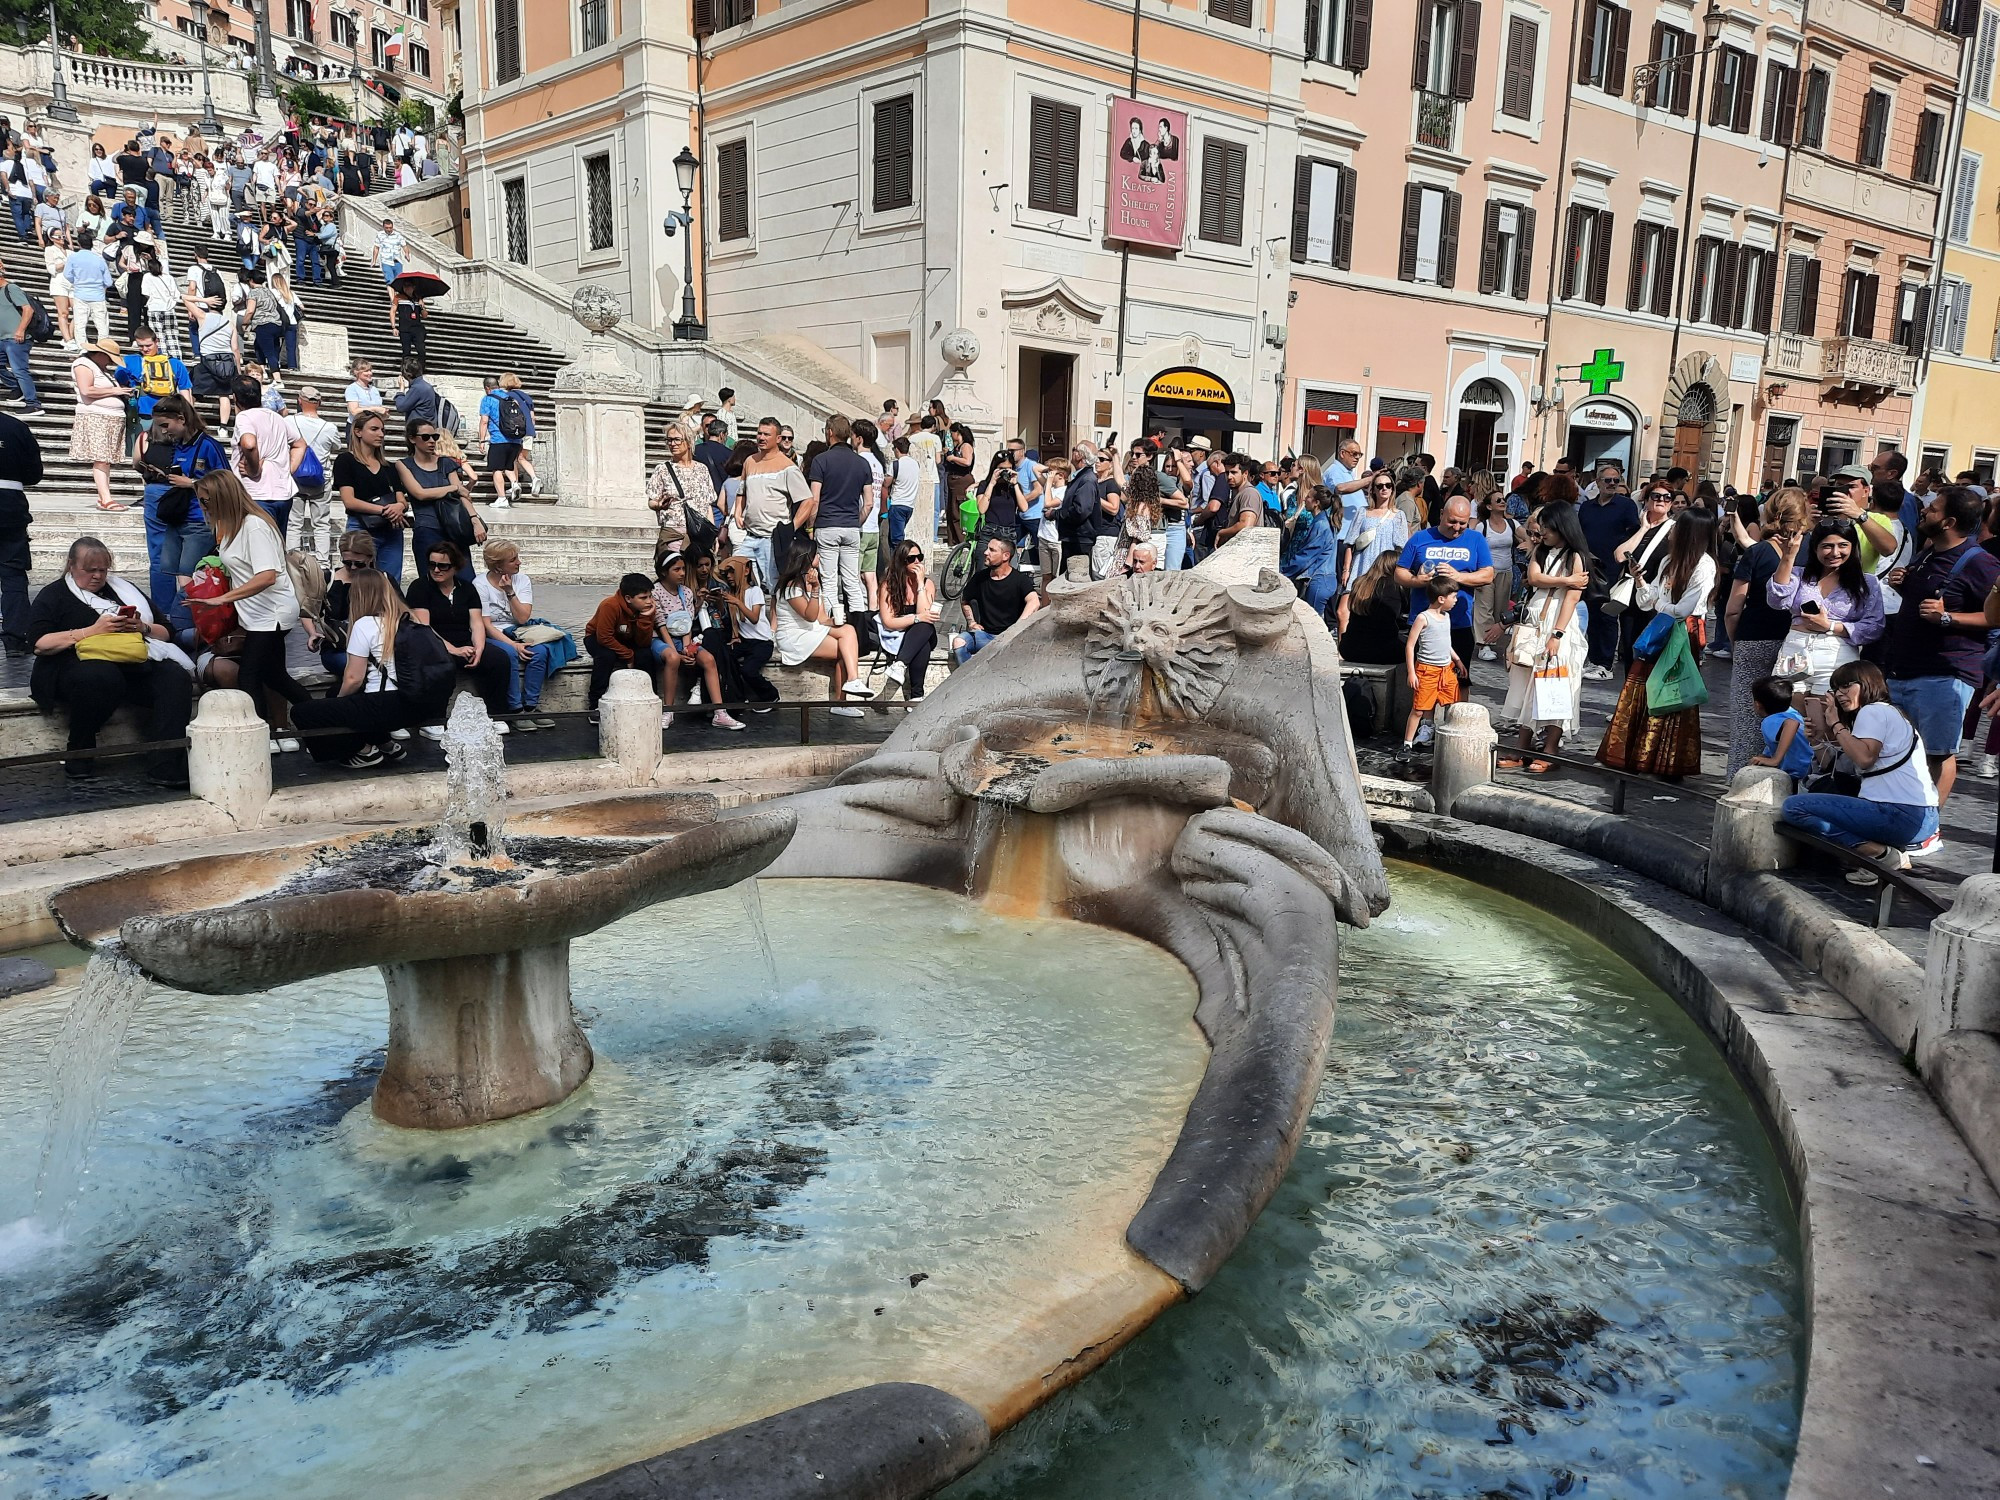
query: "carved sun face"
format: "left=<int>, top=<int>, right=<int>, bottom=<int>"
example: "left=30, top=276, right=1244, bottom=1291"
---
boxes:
left=1082, top=574, right=1238, bottom=720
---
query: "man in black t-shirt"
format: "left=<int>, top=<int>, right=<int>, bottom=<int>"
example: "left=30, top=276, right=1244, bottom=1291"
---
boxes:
left=802, top=414, right=874, bottom=618
left=954, top=536, right=1040, bottom=664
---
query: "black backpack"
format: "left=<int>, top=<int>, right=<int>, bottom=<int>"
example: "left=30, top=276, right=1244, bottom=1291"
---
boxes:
left=392, top=617, right=458, bottom=714
left=199, top=264, right=225, bottom=304
left=495, top=391, right=527, bottom=441
left=20, top=292, right=53, bottom=345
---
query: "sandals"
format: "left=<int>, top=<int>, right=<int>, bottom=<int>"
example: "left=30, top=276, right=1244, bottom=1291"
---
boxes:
left=1495, top=754, right=1527, bottom=770
left=93, top=500, right=130, bottom=512
left=1526, top=759, right=1556, bottom=775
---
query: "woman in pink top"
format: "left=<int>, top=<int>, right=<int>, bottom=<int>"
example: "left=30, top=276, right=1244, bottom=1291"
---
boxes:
left=232, top=374, right=305, bottom=543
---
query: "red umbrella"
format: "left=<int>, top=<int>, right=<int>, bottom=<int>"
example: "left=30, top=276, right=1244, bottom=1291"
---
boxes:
left=392, top=269, right=450, bottom=301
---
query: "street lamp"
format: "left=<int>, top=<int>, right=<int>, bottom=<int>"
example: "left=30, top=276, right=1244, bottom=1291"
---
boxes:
left=187, top=0, right=224, bottom=137
left=43, top=0, right=77, bottom=124
left=668, top=145, right=706, bottom=342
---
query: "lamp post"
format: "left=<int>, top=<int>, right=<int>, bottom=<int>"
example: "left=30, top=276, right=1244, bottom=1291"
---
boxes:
left=187, top=0, right=224, bottom=137
left=669, top=145, right=706, bottom=342
left=43, top=0, right=78, bottom=124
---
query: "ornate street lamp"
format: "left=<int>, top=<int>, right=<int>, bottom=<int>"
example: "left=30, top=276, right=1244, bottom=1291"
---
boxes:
left=43, top=0, right=78, bottom=123
left=187, top=0, right=224, bottom=137
left=667, top=145, right=707, bottom=342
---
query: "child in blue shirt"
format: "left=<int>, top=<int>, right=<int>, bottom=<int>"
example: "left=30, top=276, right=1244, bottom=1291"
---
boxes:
left=1749, top=676, right=1814, bottom=782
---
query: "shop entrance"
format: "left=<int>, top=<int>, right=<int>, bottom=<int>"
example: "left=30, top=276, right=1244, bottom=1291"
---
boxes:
left=1563, top=400, right=1635, bottom=474
left=1016, top=348, right=1075, bottom=459
left=1143, top=365, right=1263, bottom=450
left=1451, top=378, right=1510, bottom=473
left=1762, top=416, right=1798, bottom=489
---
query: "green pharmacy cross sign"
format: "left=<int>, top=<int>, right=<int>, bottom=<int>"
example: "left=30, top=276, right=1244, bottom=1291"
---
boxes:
left=1577, top=348, right=1624, bottom=397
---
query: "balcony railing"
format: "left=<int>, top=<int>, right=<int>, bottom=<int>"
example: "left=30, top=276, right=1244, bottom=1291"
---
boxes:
left=1416, top=90, right=1456, bottom=151
left=1821, top=336, right=1917, bottom=396
left=1766, top=333, right=1824, bottom=380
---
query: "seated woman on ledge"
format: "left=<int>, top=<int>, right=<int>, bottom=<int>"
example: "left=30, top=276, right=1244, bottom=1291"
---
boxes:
left=1781, top=661, right=1938, bottom=887
left=406, top=539, right=512, bottom=729
left=25, top=535, right=195, bottom=786
left=292, top=569, right=454, bottom=770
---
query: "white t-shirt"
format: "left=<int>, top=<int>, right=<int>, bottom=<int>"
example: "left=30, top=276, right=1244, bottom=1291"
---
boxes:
left=909, top=430, right=942, bottom=486
left=736, top=584, right=772, bottom=644
left=474, top=570, right=532, bottom=628
left=289, top=411, right=341, bottom=467
left=219, top=515, right=300, bottom=631
left=346, top=613, right=395, bottom=691
left=741, top=463, right=809, bottom=538
left=1855, top=703, right=1938, bottom=807
left=775, top=586, right=828, bottom=667
left=858, top=452, right=883, bottom=525
left=888, top=456, right=921, bottom=509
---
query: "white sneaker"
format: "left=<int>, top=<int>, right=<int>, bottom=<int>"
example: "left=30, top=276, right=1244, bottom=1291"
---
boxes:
left=420, top=724, right=446, bottom=740
left=390, top=728, right=411, bottom=741
left=268, top=736, right=300, bottom=754
left=1476, top=646, right=1498, bottom=662
left=661, top=711, right=675, bottom=728
left=875, top=660, right=907, bottom=700
left=494, top=720, right=511, bottom=735
left=829, top=705, right=865, bottom=718
left=1971, top=752, right=1999, bottom=780
left=843, top=678, right=871, bottom=695
left=1907, top=832, right=1943, bottom=859
left=490, top=498, right=511, bottom=511
left=1583, top=663, right=1614, bottom=681
left=713, top=710, right=746, bottom=730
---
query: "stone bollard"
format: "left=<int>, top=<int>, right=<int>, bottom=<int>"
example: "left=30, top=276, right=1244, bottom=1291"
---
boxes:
left=187, top=688, right=272, bottom=828
left=598, top=668, right=663, bottom=784
left=1430, top=701, right=1496, bottom=816
left=1919, top=875, right=2000, bottom=1061
left=1707, top=766, right=1798, bottom=888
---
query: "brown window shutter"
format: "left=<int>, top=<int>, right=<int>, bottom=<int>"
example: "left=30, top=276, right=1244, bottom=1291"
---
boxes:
left=690, top=0, right=713, bottom=39
left=1453, top=0, right=1482, bottom=100
left=1857, top=273, right=1879, bottom=338
left=1753, top=249, right=1777, bottom=332
left=1670, top=34, right=1692, bottom=113
left=872, top=96, right=915, bottom=212
left=494, top=0, right=522, bottom=81
left=1800, top=258, right=1820, bottom=336
left=1053, top=103, right=1080, bottom=215
left=1760, top=61, right=1781, bottom=141
left=716, top=139, right=749, bottom=241
left=1480, top=199, right=1503, bottom=294
left=1587, top=208, right=1612, bottom=304
left=1305, top=0, right=1321, bottom=61
left=1501, top=17, right=1536, bottom=117
left=1334, top=164, right=1357, bottom=268
left=1688, top=237, right=1713, bottom=319
left=1561, top=203, right=1585, bottom=296
left=1774, top=66, right=1797, bottom=145
left=1651, top=226, right=1678, bottom=316
left=1344, top=0, right=1373, bottom=69
left=1606, top=5, right=1631, bottom=96
left=1412, top=0, right=1434, bottom=90
left=1028, top=98, right=1081, bottom=215
left=1722, top=243, right=1746, bottom=326
left=1577, top=0, right=1597, bottom=85
left=1291, top=157, right=1315, bottom=262
left=1399, top=182, right=1424, bottom=281
left=1625, top=222, right=1647, bottom=310
left=1914, top=111, right=1940, bottom=182
left=1732, top=53, right=1754, bottom=133
left=1906, top=284, right=1932, bottom=355
left=1780, top=253, right=1805, bottom=333
left=1437, top=190, right=1463, bottom=287
left=1209, top=0, right=1252, bottom=25
left=1199, top=140, right=1247, bottom=244
left=1512, top=205, right=1534, bottom=298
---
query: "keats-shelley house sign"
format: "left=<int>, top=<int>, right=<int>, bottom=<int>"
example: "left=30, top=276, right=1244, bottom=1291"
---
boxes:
left=1107, top=99, right=1189, bottom=250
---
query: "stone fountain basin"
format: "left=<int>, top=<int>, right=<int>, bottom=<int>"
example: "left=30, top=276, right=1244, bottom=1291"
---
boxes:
left=50, top=793, right=788, bottom=995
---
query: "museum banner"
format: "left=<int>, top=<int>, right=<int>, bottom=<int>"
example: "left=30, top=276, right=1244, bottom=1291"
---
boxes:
left=1107, top=99, right=1188, bottom=251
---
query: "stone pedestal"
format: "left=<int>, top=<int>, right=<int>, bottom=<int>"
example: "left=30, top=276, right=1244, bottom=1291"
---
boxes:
left=187, top=688, right=271, bottom=828
left=553, top=299, right=655, bottom=513
left=1708, top=766, right=1798, bottom=888
left=1919, top=875, right=2000, bottom=1061
left=373, top=942, right=592, bottom=1129
left=599, top=667, right=663, bottom=783
left=300, top=319, right=349, bottom=378
left=1430, top=701, right=1496, bottom=816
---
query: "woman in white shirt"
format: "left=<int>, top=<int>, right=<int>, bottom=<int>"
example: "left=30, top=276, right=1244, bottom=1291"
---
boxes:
left=186, top=470, right=310, bottom=749
left=1782, top=661, right=1939, bottom=883
left=291, top=568, right=418, bottom=769
left=1472, top=491, right=1522, bottom=661
left=474, top=539, right=568, bottom=725
left=232, top=375, right=304, bottom=541
left=1597, top=509, right=1715, bottom=779
left=139, top=258, right=184, bottom=359
left=772, top=546, right=867, bottom=715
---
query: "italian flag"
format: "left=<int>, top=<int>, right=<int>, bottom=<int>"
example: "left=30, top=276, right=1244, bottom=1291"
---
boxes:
left=383, top=26, right=406, bottom=59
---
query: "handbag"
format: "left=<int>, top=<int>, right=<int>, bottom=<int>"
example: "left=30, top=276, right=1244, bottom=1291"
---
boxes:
left=183, top=558, right=239, bottom=645
left=1772, top=628, right=1814, bottom=681
left=658, top=462, right=720, bottom=557
left=76, top=628, right=149, bottom=663
left=1643, top=621, right=1709, bottom=715
left=1529, top=659, right=1575, bottom=722
left=1633, top=611, right=1675, bottom=659
left=514, top=623, right=567, bottom=646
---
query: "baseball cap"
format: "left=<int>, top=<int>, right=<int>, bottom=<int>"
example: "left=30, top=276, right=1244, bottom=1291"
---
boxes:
left=298, top=385, right=322, bottom=400
left=1830, top=463, right=1870, bottom=481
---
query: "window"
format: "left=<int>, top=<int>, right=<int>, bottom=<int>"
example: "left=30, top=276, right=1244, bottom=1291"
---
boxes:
left=1933, top=277, right=1969, bottom=354
left=1920, top=444, right=1951, bottom=475
left=408, top=42, right=429, bottom=75
left=1857, top=89, right=1891, bottom=168
left=1976, top=8, right=1999, bottom=102
left=870, top=94, right=915, bottom=213
left=405, top=0, right=429, bottom=17
left=1708, top=46, right=1755, bottom=132
left=493, top=0, right=521, bottom=83
left=1950, top=153, right=1981, bottom=242
left=1779, top=252, right=1821, bottom=335
left=1893, top=282, right=1933, bottom=354
left=370, top=26, right=390, bottom=66
left=1578, top=0, right=1630, bottom=95
left=1687, top=236, right=1723, bottom=323
left=1759, top=61, right=1797, bottom=144
left=1290, top=157, right=1357, bottom=270
left=501, top=177, right=529, bottom=264
left=583, top=152, right=614, bottom=253
left=1914, top=109, right=1946, bottom=183
left=1412, top=0, right=1480, bottom=100
left=1739, top=247, right=1776, bottom=331
left=1560, top=203, right=1613, bottom=303
left=284, top=0, right=312, bottom=41
left=1840, top=269, right=1880, bottom=338
left=695, top=0, right=754, bottom=28
left=1210, top=0, right=1253, bottom=25
left=1199, top=138, right=1249, bottom=245
left=330, top=9, right=357, bottom=47
left=580, top=0, right=610, bottom=49
left=1398, top=182, right=1463, bottom=285
left=1645, top=23, right=1692, bottom=113
left=1976, top=452, right=1998, bottom=487
left=1796, top=67, right=1830, bottom=149
left=1306, top=0, right=1374, bottom=69
left=1478, top=200, right=1534, bottom=298
left=717, top=138, right=751, bottom=242
left=1499, top=15, right=1539, bottom=119
left=1625, top=220, right=1678, bottom=315
left=1027, top=97, right=1082, bottom=217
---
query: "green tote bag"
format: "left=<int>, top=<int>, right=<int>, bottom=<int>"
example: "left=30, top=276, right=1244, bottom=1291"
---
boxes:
left=1644, top=621, right=1709, bottom=715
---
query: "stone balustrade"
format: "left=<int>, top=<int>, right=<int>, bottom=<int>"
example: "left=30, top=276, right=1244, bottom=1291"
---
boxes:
left=1821, top=335, right=1918, bottom=396
left=1765, top=332, right=1823, bottom=382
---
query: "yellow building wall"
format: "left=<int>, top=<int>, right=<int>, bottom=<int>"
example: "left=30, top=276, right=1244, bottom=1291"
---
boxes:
left=1920, top=97, right=2000, bottom=473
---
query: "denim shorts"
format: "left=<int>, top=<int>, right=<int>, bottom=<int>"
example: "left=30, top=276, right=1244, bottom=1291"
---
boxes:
left=1888, top=675, right=1974, bottom=758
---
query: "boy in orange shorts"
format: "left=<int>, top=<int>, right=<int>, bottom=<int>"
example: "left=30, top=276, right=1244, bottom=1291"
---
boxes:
left=1401, top=574, right=1464, bottom=759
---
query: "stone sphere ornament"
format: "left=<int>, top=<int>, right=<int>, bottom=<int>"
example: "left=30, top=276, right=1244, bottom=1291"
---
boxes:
left=941, top=328, right=981, bottom=370
left=571, top=285, right=624, bottom=335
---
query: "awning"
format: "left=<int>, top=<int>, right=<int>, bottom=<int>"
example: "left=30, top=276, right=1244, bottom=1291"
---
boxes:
left=1305, top=409, right=1358, bottom=429
left=1145, top=401, right=1264, bottom=433
left=1377, top=415, right=1427, bottom=433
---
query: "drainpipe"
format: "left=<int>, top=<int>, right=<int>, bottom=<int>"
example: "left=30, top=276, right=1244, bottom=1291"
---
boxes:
left=1112, top=0, right=1142, bottom=382
left=1536, top=0, right=1589, bottom=467
left=693, top=29, right=709, bottom=344
left=1664, top=1, right=1722, bottom=404
left=1908, top=22, right=1973, bottom=457
left=1752, top=0, right=1806, bottom=489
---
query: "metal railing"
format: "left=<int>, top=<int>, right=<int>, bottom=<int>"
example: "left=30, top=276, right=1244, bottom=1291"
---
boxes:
left=1416, top=91, right=1457, bottom=150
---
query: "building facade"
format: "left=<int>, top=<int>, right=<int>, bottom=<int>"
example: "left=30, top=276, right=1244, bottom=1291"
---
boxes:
left=144, top=0, right=454, bottom=110
left=1915, top=3, right=2000, bottom=484
left=1759, top=0, right=1961, bottom=482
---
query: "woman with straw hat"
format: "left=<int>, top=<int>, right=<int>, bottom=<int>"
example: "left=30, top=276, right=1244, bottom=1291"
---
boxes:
left=70, top=337, right=130, bottom=512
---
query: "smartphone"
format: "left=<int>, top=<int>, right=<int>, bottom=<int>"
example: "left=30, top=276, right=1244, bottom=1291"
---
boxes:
left=1801, top=599, right=1823, bottom=615
left=117, top=605, right=139, bottom=618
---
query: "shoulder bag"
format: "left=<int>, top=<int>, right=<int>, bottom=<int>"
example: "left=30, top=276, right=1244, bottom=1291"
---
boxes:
left=1603, top=523, right=1670, bottom=618
left=660, top=461, right=719, bottom=557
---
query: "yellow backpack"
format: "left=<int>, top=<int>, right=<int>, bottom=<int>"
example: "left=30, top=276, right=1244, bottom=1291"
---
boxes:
left=139, top=351, right=177, bottom=399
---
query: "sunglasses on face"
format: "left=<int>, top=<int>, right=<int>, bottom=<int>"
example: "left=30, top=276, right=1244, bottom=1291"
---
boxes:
left=415, top=430, right=438, bottom=440
left=428, top=560, right=454, bottom=572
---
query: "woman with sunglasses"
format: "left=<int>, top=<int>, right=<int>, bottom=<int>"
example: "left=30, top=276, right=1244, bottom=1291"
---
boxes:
left=651, top=550, right=746, bottom=730
left=1335, top=472, right=1410, bottom=635
left=406, top=538, right=513, bottom=727
left=875, top=539, right=942, bottom=700
left=648, top=418, right=717, bottom=556
left=396, top=419, right=484, bottom=583
left=335, top=409, right=409, bottom=584
left=1610, top=484, right=1678, bottom=670
left=1472, top=492, right=1522, bottom=661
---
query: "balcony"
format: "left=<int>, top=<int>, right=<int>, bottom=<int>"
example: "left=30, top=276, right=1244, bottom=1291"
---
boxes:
left=1791, top=154, right=1940, bottom=237
left=1814, top=0, right=1961, bottom=80
left=1766, top=333, right=1824, bottom=381
left=1821, top=336, right=1917, bottom=400
left=1416, top=90, right=1457, bottom=151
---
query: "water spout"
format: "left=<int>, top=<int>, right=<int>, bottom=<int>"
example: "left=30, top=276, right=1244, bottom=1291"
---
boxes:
left=435, top=695, right=510, bottom=866
left=29, top=947, right=147, bottom=1230
left=979, top=809, right=1061, bottom=921
left=736, top=878, right=780, bottom=993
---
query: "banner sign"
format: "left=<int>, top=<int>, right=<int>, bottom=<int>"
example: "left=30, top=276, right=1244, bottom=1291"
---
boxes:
left=1107, top=99, right=1188, bottom=251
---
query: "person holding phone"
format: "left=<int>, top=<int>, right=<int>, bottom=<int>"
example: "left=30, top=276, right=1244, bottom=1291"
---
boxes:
left=1767, top=518, right=1885, bottom=696
left=1781, top=662, right=1938, bottom=884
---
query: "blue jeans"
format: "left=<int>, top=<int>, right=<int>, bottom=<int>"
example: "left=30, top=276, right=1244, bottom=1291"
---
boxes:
left=282, top=319, right=300, bottom=371
left=888, top=505, right=912, bottom=546
left=1162, top=520, right=1188, bottom=571
left=741, top=534, right=775, bottom=592
left=166, top=520, right=217, bottom=578
left=141, top=489, right=175, bottom=609
left=7, top=197, right=31, bottom=241
left=381, top=259, right=402, bottom=286
left=263, top=497, right=292, bottom=544
left=295, top=232, right=324, bottom=284
left=1782, top=794, right=1938, bottom=853
left=347, top=518, right=405, bottom=584
left=0, top=336, right=37, bottom=406
left=955, top=628, right=997, bottom=665
left=506, top=638, right=553, bottom=710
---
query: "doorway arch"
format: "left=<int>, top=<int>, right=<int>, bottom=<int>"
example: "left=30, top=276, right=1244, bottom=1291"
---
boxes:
left=1657, top=353, right=1732, bottom=481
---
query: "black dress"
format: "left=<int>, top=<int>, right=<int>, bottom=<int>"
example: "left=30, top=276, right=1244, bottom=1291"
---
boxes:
left=405, top=575, right=511, bottom=715
left=23, top=579, right=192, bottom=781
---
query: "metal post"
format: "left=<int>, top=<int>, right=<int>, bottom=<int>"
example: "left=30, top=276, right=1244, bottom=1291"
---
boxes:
left=43, top=0, right=77, bottom=123
left=190, top=0, right=223, bottom=137
left=252, top=0, right=277, bottom=99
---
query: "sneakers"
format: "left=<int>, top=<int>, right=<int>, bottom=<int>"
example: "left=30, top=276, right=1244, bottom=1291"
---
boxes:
left=1708, top=645, right=1732, bottom=661
left=843, top=678, right=871, bottom=695
left=380, top=739, right=409, bottom=763
left=713, top=710, right=746, bottom=730
left=389, top=728, right=411, bottom=741
left=1396, top=741, right=1414, bottom=761
left=875, top=661, right=907, bottom=700
left=342, top=746, right=384, bottom=770
left=514, top=718, right=538, bottom=733
left=18, top=404, right=43, bottom=415
left=1582, top=663, right=1615, bottom=681
left=1907, top=831, right=1943, bottom=859
left=1476, top=645, right=1498, bottom=662
left=490, top=498, right=512, bottom=511
left=268, top=736, right=300, bottom=755
left=533, top=717, right=557, bottom=729
left=1971, top=753, right=1998, bottom=780
left=829, top=705, right=866, bottom=718
left=420, top=725, right=446, bottom=740
left=662, top=711, right=675, bottom=729
left=494, top=720, right=511, bottom=735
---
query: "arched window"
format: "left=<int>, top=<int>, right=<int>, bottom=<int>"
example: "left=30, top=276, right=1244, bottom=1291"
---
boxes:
left=1461, top=378, right=1507, bottom=410
left=1676, top=385, right=1716, bottom=424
